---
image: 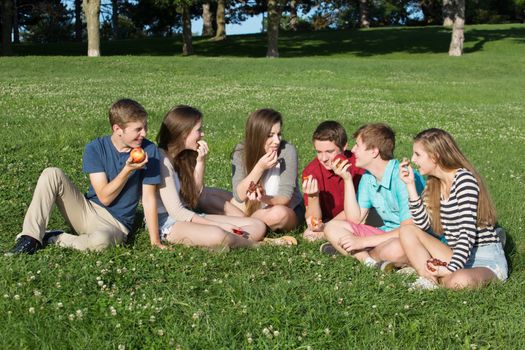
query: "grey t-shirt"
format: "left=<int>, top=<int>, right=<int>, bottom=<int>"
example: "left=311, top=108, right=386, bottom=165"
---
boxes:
left=231, top=141, right=303, bottom=210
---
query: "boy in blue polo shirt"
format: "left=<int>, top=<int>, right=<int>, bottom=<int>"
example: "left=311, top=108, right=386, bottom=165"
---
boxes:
left=324, top=123, right=425, bottom=268
left=7, top=99, right=161, bottom=254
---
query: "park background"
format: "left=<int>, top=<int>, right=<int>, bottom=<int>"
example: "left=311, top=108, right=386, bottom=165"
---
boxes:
left=1, top=0, right=525, bottom=348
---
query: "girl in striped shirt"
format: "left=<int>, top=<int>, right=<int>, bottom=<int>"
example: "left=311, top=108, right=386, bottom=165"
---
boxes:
left=399, top=128, right=507, bottom=289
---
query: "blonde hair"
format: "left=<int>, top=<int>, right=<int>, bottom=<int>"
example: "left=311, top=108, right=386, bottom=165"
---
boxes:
left=353, top=123, right=395, bottom=160
left=157, top=105, right=203, bottom=209
left=109, top=99, right=147, bottom=128
left=414, top=128, right=496, bottom=233
left=240, top=108, right=283, bottom=216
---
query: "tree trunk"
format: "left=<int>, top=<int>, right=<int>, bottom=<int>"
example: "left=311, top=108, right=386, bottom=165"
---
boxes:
left=12, top=0, right=19, bottom=43
left=182, top=4, right=193, bottom=55
left=443, top=0, right=454, bottom=27
left=111, top=0, right=119, bottom=40
left=448, top=0, right=464, bottom=56
left=75, top=0, right=83, bottom=41
left=289, top=0, right=298, bottom=31
left=359, top=0, right=370, bottom=28
left=1, top=0, right=14, bottom=56
left=83, top=0, right=101, bottom=56
left=202, top=2, right=214, bottom=37
left=214, top=0, right=226, bottom=40
left=266, top=0, right=284, bottom=57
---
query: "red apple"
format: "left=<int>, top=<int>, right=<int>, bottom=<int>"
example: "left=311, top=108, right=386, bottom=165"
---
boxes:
left=130, top=147, right=146, bottom=163
left=333, top=154, right=351, bottom=172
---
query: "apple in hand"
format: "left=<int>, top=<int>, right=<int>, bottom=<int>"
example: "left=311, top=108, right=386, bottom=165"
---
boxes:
left=333, top=154, right=351, bottom=172
left=130, top=147, right=146, bottom=163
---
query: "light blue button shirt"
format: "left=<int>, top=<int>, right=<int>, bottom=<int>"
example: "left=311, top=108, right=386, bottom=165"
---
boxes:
left=357, top=159, right=425, bottom=231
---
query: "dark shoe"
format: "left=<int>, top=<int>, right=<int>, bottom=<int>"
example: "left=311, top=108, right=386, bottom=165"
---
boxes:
left=43, top=230, right=64, bottom=246
left=5, top=235, right=42, bottom=256
left=496, top=227, right=506, bottom=248
left=320, top=242, right=338, bottom=256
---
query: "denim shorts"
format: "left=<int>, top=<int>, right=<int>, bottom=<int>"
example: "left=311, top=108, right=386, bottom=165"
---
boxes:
left=158, top=212, right=177, bottom=241
left=464, top=243, right=508, bottom=281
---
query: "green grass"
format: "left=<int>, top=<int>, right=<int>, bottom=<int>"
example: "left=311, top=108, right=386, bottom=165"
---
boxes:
left=1, top=24, right=525, bottom=348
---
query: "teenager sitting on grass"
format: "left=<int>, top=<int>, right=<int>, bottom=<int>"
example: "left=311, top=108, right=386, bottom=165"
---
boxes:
left=230, top=108, right=304, bottom=245
left=153, top=105, right=267, bottom=249
left=323, top=123, right=425, bottom=269
left=301, top=121, right=365, bottom=242
left=7, top=99, right=161, bottom=254
left=399, top=128, right=507, bottom=289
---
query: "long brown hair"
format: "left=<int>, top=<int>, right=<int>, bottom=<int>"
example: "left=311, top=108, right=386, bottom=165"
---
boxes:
left=414, top=128, right=496, bottom=233
left=240, top=108, right=283, bottom=215
left=157, top=105, right=203, bottom=209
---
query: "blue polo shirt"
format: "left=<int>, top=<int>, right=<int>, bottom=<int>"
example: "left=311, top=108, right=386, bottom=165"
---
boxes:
left=83, top=136, right=161, bottom=230
left=357, top=159, right=425, bottom=231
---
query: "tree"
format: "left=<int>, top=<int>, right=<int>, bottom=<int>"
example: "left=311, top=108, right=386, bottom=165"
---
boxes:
left=266, top=0, right=284, bottom=57
left=213, top=0, right=226, bottom=40
left=83, top=0, right=101, bottom=56
left=111, top=0, right=119, bottom=39
left=448, top=0, right=464, bottom=56
left=181, top=1, right=193, bottom=54
left=359, top=0, right=370, bottom=28
left=443, top=0, right=454, bottom=26
left=1, top=0, right=14, bottom=55
left=202, top=1, right=214, bottom=36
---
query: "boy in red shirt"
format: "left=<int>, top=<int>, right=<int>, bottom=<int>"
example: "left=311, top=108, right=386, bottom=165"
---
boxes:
left=302, top=121, right=365, bottom=241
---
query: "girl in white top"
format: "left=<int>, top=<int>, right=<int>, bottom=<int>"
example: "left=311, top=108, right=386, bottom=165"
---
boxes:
left=231, top=108, right=304, bottom=233
left=151, top=105, right=266, bottom=249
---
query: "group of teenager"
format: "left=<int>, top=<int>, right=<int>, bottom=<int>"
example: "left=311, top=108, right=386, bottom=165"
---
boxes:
left=7, top=98, right=508, bottom=290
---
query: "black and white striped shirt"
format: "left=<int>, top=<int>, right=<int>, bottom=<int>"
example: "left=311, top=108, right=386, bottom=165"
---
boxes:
left=409, top=169, right=500, bottom=272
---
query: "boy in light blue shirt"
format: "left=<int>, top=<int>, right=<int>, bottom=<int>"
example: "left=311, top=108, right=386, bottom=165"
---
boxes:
left=324, top=123, right=425, bottom=269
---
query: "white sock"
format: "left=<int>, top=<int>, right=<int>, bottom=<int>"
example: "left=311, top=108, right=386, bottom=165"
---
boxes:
left=363, top=257, right=378, bottom=267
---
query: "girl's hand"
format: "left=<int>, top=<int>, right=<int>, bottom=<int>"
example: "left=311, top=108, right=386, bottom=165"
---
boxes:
left=425, top=258, right=451, bottom=277
left=302, top=175, right=319, bottom=196
left=399, top=158, right=415, bottom=185
left=257, top=150, right=278, bottom=170
left=330, top=158, right=351, bottom=181
left=217, top=222, right=242, bottom=234
left=247, top=186, right=265, bottom=202
left=196, top=140, right=209, bottom=162
left=152, top=242, right=169, bottom=250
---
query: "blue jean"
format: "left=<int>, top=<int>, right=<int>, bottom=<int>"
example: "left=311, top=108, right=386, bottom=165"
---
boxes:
left=464, top=243, right=508, bottom=281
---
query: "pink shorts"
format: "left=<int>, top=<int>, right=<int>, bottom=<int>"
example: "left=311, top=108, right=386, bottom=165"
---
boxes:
left=348, top=222, right=385, bottom=237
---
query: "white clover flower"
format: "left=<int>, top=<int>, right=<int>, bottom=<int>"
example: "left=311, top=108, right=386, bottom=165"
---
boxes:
left=118, top=345, right=125, bottom=350
left=14, top=295, right=20, bottom=300
left=150, top=315, right=156, bottom=323
left=324, top=328, right=330, bottom=335
left=29, top=307, right=35, bottom=314
left=273, top=330, right=279, bottom=337
left=157, top=329, right=164, bottom=336
left=68, top=314, right=75, bottom=321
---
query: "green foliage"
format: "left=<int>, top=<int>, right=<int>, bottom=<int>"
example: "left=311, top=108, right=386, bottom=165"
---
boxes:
left=1, top=24, right=525, bottom=348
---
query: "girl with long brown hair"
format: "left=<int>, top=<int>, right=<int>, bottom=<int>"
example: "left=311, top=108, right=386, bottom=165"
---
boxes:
left=399, top=128, right=507, bottom=289
left=231, top=108, right=304, bottom=238
left=151, top=105, right=266, bottom=249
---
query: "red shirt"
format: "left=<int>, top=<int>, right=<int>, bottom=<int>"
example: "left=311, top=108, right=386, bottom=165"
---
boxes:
left=301, top=150, right=365, bottom=221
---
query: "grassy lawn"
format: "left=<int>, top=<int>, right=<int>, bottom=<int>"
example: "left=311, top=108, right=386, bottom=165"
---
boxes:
left=1, top=24, right=524, bottom=348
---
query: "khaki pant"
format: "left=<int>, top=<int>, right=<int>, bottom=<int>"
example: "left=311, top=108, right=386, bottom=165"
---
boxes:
left=18, top=167, right=128, bottom=251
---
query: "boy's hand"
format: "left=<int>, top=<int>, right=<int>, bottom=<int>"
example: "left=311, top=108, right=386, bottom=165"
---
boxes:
left=257, top=150, right=278, bottom=170
left=152, top=242, right=170, bottom=250
left=339, top=234, right=365, bottom=253
left=196, top=140, right=209, bottom=162
left=302, top=175, right=319, bottom=196
left=126, top=152, right=148, bottom=171
left=399, top=158, right=415, bottom=185
left=331, top=158, right=351, bottom=180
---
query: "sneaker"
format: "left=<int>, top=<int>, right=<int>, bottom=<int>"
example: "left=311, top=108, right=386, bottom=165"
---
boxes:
left=496, top=227, right=506, bottom=248
left=396, top=266, right=417, bottom=276
left=5, top=235, right=42, bottom=256
left=408, top=277, right=438, bottom=291
left=378, top=260, right=395, bottom=273
left=43, top=230, right=64, bottom=246
left=320, top=242, right=338, bottom=256
left=363, top=257, right=395, bottom=272
left=262, top=235, right=298, bottom=246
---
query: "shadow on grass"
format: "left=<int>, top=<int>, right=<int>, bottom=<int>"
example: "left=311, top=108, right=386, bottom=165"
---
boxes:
left=11, top=25, right=525, bottom=58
